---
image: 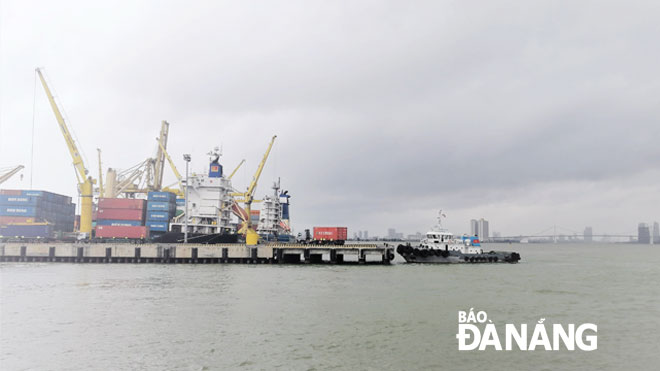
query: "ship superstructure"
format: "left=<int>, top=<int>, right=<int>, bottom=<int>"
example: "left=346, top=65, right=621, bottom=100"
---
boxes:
left=170, top=148, right=235, bottom=235
left=257, top=179, right=292, bottom=238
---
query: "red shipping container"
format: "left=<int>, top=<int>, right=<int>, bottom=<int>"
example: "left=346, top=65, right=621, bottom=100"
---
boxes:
left=313, top=227, right=348, bottom=241
left=97, top=208, right=144, bottom=221
left=95, top=225, right=149, bottom=239
left=0, top=216, right=36, bottom=225
left=98, top=198, right=145, bottom=210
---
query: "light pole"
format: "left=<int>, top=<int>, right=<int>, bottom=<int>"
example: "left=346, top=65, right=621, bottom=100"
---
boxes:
left=183, top=154, right=191, bottom=243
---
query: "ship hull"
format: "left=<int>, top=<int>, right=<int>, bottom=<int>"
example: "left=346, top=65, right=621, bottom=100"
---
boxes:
left=397, top=245, right=520, bottom=264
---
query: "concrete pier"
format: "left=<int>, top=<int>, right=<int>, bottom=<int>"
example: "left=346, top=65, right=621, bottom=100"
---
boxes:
left=0, top=243, right=394, bottom=265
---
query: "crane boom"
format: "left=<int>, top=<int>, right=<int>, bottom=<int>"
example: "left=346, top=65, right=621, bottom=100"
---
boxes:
left=156, top=138, right=184, bottom=194
left=36, top=68, right=94, bottom=236
left=97, top=148, right=104, bottom=198
left=0, top=165, right=24, bottom=185
left=36, top=69, right=89, bottom=184
left=228, top=159, right=245, bottom=180
left=246, top=135, right=276, bottom=203
left=153, top=120, right=169, bottom=190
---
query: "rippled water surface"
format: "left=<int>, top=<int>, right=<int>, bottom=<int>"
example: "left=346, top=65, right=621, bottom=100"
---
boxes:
left=2, top=243, right=659, bottom=370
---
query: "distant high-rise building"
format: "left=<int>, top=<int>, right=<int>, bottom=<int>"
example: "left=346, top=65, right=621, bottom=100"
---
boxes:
left=470, top=219, right=478, bottom=236
left=470, top=218, right=489, bottom=239
left=653, top=222, right=659, bottom=244
left=477, top=218, right=489, bottom=240
left=584, top=227, right=593, bottom=242
left=388, top=228, right=396, bottom=239
left=358, top=231, right=363, bottom=240
left=638, top=223, right=650, bottom=244
left=363, top=231, right=368, bottom=240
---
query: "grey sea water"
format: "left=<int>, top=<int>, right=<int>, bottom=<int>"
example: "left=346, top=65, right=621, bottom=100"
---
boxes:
left=1, top=243, right=659, bottom=370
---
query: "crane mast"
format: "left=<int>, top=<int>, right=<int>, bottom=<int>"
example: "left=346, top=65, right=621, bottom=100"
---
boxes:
left=36, top=68, right=95, bottom=236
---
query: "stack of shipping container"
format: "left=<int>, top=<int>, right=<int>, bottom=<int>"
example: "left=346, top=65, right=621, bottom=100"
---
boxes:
left=95, top=198, right=148, bottom=239
left=145, top=192, right=177, bottom=238
left=0, top=189, right=75, bottom=238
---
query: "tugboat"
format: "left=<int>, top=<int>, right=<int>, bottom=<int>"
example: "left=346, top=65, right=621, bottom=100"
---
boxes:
left=396, top=211, right=521, bottom=264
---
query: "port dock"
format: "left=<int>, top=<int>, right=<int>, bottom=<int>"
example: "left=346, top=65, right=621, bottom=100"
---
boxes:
left=0, top=243, right=395, bottom=265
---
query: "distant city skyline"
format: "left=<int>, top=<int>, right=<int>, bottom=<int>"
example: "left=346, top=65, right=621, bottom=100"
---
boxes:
left=363, top=219, right=658, bottom=242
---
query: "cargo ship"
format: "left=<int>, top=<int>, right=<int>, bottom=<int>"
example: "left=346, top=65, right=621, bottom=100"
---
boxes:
left=396, top=211, right=520, bottom=264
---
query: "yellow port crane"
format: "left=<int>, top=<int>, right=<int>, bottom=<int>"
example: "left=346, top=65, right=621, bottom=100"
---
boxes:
left=0, top=165, right=24, bottom=185
left=36, top=68, right=95, bottom=237
left=231, top=135, right=277, bottom=245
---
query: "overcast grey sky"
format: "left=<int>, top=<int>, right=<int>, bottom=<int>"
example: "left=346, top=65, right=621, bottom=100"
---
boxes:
left=1, top=0, right=659, bottom=237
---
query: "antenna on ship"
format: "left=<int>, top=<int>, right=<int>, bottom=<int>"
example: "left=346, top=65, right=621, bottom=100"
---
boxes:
left=437, top=210, right=446, bottom=230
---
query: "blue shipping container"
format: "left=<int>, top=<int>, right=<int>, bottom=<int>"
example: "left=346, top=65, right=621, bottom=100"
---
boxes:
left=176, top=198, right=185, bottom=206
left=20, top=190, right=45, bottom=198
left=0, top=195, right=42, bottom=206
left=20, top=190, right=71, bottom=205
left=0, top=206, right=39, bottom=217
left=0, top=224, right=52, bottom=238
left=146, top=211, right=170, bottom=221
left=96, top=219, right=143, bottom=227
left=147, top=201, right=176, bottom=212
left=147, top=192, right=177, bottom=202
left=145, top=221, right=169, bottom=232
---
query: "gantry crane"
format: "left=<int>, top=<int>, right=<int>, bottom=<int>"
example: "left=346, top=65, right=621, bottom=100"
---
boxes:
left=0, top=165, right=24, bottom=185
left=36, top=68, right=95, bottom=236
left=231, top=135, right=277, bottom=245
